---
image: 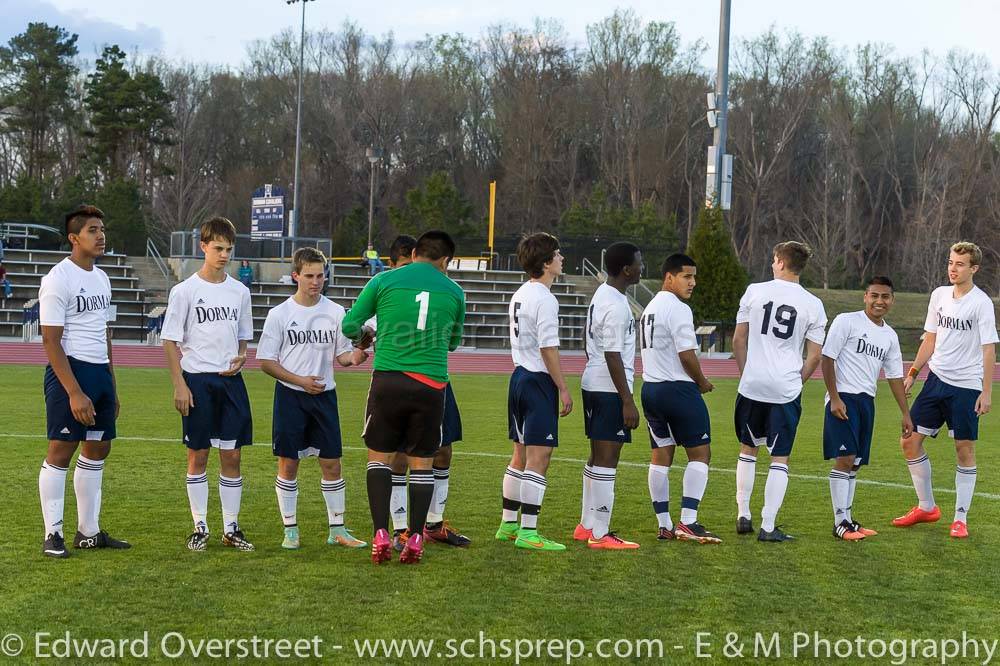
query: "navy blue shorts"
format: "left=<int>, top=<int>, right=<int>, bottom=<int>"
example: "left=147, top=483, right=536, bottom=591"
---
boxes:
left=641, top=381, right=711, bottom=448
left=508, top=367, right=559, bottom=446
left=182, top=372, right=253, bottom=450
left=582, top=390, right=631, bottom=444
left=734, top=393, right=801, bottom=457
left=272, top=382, right=342, bottom=459
left=823, top=393, right=875, bottom=465
left=911, top=371, right=981, bottom=441
left=442, top=382, right=463, bottom=446
left=44, top=357, right=117, bottom=442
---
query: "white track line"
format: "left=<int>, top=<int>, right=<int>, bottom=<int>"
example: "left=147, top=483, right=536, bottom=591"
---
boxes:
left=6, top=432, right=998, bottom=501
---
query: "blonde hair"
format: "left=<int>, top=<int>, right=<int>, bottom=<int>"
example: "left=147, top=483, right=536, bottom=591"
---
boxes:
left=950, top=242, right=982, bottom=267
left=773, top=241, right=813, bottom=275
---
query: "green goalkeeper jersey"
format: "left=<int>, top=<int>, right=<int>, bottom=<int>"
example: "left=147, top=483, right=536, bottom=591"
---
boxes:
left=342, top=261, right=466, bottom=382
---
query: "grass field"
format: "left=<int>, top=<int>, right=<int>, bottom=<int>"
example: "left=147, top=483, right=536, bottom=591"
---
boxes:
left=2, top=365, right=1000, bottom=664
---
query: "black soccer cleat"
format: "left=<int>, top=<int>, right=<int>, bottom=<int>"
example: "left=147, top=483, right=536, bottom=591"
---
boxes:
left=43, top=533, right=70, bottom=559
left=222, top=529, right=255, bottom=552
left=423, top=521, right=472, bottom=547
left=187, top=530, right=209, bottom=551
left=656, top=526, right=676, bottom=540
left=757, top=526, right=795, bottom=542
left=736, top=516, right=754, bottom=534
left=74, top=530, right=131, bottom=549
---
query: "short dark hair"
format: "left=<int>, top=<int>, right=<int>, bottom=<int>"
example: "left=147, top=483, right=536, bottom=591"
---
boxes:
left=661, top=253, right=696, bottom=277
left=773, top=241, right=812, bottom=275
left=200, top=216, right=236, bottom=244
left=414, top=230, right=456, bottom=261
left=388, top=235, right=417, bottom=264
left=605, top=241, right=640, bottom=277
left=293, top=247, right=327, bottom=274
left=866, top=276, right=894, bottom=291
left=517, top=232, right=560, bottom=278
left=64, top=204, right=104, bottom=236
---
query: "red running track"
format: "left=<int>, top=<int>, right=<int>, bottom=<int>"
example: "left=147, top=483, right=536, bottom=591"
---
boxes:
left=0, top=341, right=949, bottom=379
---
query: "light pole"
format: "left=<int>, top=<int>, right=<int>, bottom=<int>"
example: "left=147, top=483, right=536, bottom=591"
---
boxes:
left=286, top=0, right=314, bottom=239
left=706, top=0, right=732, bottom=209
left=366, top=146, right=383, bottom=248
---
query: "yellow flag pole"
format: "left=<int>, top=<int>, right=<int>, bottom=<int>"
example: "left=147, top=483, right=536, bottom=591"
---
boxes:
left=488, top=181, right=496, bottom=268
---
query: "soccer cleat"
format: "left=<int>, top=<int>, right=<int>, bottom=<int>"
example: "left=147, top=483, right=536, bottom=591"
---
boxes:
left=186, top=530, right=209, bottom=552
left=514, top=528, right=566, bottom=551
left=675, top=522, right=722, bottom=544
left=399, top=532, right=424, bottom=564
left=949, top=521, right=969, bottom=538
left=222, top=530, right=255, bottom=552
left=850, top=521, right=878, bottom=537
left=833, top=520, right=865, bottom=541
left=757, top=526, right=795, bottom=542
left=371, top=528, right=392, bottom=564
left=736, top=516, right=754, bottom=534
left=282, top=526, right=300, bottom=550
left=328, top=526, right=367, bottom=548
left=656, top=527, right=676, bottom=540
left=891, top=505, right=941, bottom=527
left=587, top=532, right=640, bottom=550
left=73, top=530, right=131, bottom=549
left=495, top=521, right=519, bottom=542
left=573, top=523, right=593, bottom=542
left=424, top=521, right=471, bottom=547
left=392, top=529, right=409, bottom=552
left=43, top=533, right=69, bottom=559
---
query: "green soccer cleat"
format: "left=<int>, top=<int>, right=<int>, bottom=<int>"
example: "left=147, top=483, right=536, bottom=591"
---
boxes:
left=282, top=526, right=300, bottom=550
left=328, top=526, right=367, bottom=548
left=495, top=521, right=519, bottom=542
left=514, top=528, right=566, bottom=552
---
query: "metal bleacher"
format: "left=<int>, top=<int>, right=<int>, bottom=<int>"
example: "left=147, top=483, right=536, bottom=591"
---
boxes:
left=250, top=262, right=590, bottom=350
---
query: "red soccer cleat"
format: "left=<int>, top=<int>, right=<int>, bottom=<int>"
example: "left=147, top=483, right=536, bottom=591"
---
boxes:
left=587, top=532, right=640, bottom=550
left=399, top=532, right=424, bottom=564
left=371, top=529, right=392, bottom=565
left=573, top=523, right=593, bottom=542
left=891, top=505, right=941, bottom=527
left=949, top=521, right=969, bottom=539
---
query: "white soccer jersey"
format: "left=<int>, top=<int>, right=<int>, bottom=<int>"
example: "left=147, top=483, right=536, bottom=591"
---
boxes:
left=582, top=282, right=636, bottom=392
left=38, top=258, right=113, bottom=364
left=161, top=273, right=253, bottom=374
left=822, top=310, right=903, bottom=397
left=256, top=296, right=354, bottom=391
left=640, top=291, right=698, bottom=384
left=925, top=285, right=999, bottom=391
left=509, top=281, right=561, bottom=374
left=736, top=279, right=827, bottom=403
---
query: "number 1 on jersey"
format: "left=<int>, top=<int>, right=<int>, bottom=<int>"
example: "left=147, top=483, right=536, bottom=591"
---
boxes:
left=415, top=291, right=429, bottom=330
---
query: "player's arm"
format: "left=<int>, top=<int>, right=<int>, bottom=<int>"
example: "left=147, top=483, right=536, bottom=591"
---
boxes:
left=904, top=333, right=936, bottom=395
left=887, top=378, right=913, bottom=437
left=540, top=347, right=572, bottom=416
left=161, top=286, right=193, bottom=416
left=107, top=329, right=119, bottom=418
left=801, top=340, right=822, bottom=383
left=821, top=356, right=847, bottom=420
left=605, top=351, right=638, bottom=429
left=221, top=290, right=252, bottom=376
left=42, top=325, right=95, bottom=426
left=977, top=343, right=995, bottom=415
left=341, top=278, right=379, bottom=341
left=674, top=307, right=712, bottom=393
left=732, top=323, right=748, bottom=375
left=448, top=292, right=466, bottom=352
left=259, top=359, right=326, bottom=395
left=678, top=351, right=713, bottom=393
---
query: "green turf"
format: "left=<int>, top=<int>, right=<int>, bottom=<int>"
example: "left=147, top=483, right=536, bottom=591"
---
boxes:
left=2, top=365, right=998, bottom=664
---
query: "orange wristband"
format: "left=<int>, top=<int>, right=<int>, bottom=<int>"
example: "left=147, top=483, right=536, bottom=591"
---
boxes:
left=907, top=366, right=920, bottom=379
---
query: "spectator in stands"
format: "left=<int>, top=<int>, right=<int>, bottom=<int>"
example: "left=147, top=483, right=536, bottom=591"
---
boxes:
left=0, top=261, right=10, bottom=299
left=363, top=244, right=384, bottom=276
left=0, top=235, right=5, bottom=261
left=238, top=260, right=254, bottom=289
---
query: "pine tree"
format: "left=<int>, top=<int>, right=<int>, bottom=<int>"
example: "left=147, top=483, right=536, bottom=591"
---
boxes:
left=687, top=204, right=747, bottom=324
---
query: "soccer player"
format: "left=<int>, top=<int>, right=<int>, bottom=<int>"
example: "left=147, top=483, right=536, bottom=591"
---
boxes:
left=575, top=241, right=642, bottom=550
left=733, top=241, right=827, bottom=542
left=496, top=233, right=573, bottom=551
left=257, top=247, right=368, bottom=550
left=38, top=205, right=130, bottom=558
left=640, top=253, right=720, bottom=544
left=342, top=230, right=465, bottom=564
left=893, top=242, right=997, bottom=538
left=162, top=217, right=255, bottom=552
left=375, top=236, right=471, bottom=550
left=821, top=277, right=912, bottom=540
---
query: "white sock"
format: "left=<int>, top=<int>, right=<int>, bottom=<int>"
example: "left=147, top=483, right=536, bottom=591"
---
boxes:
left=519, top=471, right=547, bottom=530
left=501, top=466, right=522, bottom=523
left=322, top=478, right=346, bottom=527
left=39, top=461, right=68, bottom=537
left=390, top=474, right=408, bottom=530
left=906, top=455, right=935, bottom=511
left=275, top=476, right=298, bottom=527
left=74, top=455, right=104, bottom=536
left=219, top=475, right=243, bottom=534
left=581, top=465, right=595, bottom=528
left=846, top=470, right=858, bottom=523
left=681, top=461, right=709, bottom=525
left=426, top=466, right=450, bottom=524
left=760, top=462, right=789, bottom=533
left=186, top=472, right=209, bottom=531
left=647, top=464, right=672, bottom=529
left=736, top=454, right=756, bottom=519
left=955, top=466, right=977, bottom=524
left=589, top=465, right=617, bottom=539
left=829, top=469, right=850, bottom=525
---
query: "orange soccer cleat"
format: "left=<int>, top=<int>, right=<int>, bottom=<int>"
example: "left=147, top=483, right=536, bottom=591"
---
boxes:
left=891, top=505, right=941, bottom=527
left=587, top=532, right=640, bottom=550
left=949, top=521, right=969, bottom=539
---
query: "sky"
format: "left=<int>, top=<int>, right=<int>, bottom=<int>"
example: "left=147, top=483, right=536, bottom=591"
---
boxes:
left=2, top=0, right=999, bottom=70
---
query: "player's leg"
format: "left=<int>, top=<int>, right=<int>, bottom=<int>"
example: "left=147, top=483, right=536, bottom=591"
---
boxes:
left=948, top=383, right=981, bottom=538
left=218, top=374, right=255, bottom=551
left=823, top=395, right=864, bottom=540
left=181, top=372, right=213, bottom=549
left=389, top=452, right=409, bottom=548
left=894, top=374, right=944, bottom=525
left=219, top=448, right=253, bottom=551
left=674, top=443, right=721, bottom=544
left=40, top=439, right=77, bottom=558
left=757, top=397, right=801, bottom=542
left=846, top=396, right=878, bottom=536
left=425, top=384, right=468, bottom=545
left=734, top=394, right=766, bottom=534
left=642, top=382, right=676, bottom=539
left=276, top=456, right=301, bottom=549
left=587, top=439, right=638, bottom=549
left=577, top=390, right=598, bottom=540
left=398, top=381, right=448, bottom=564
left=829, top=455, right=863, bottom=540
left=514, top=445, right=564, bottom=551
left=321, top=457, right=366, bottom=548
left=497, top=442, right=526, bottom=542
